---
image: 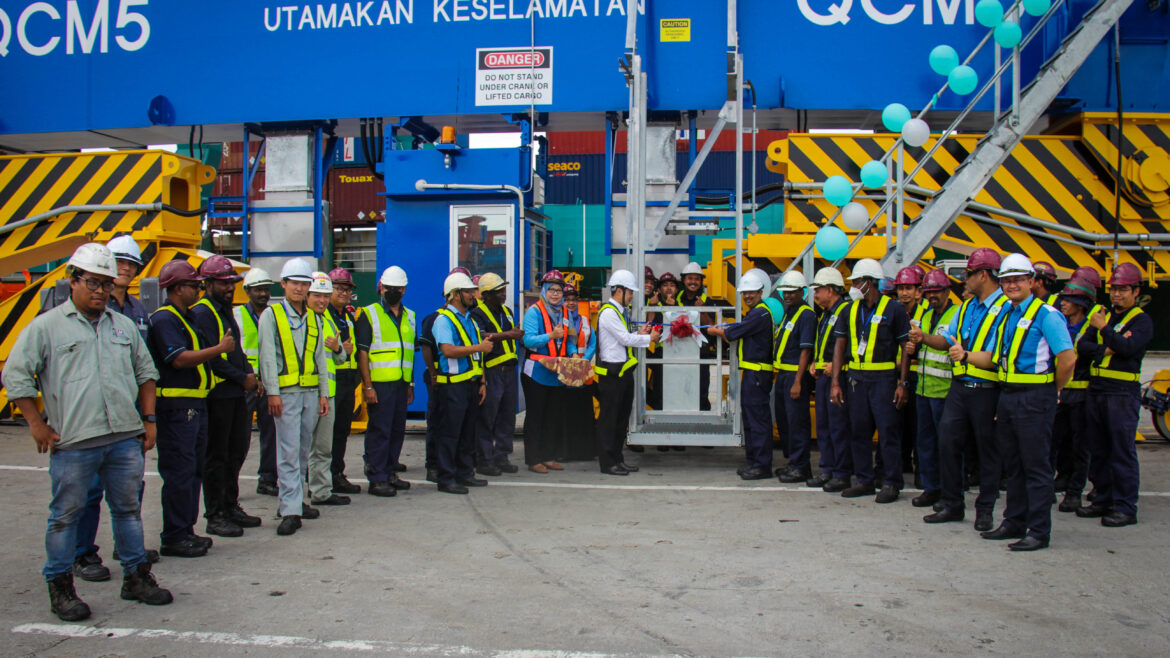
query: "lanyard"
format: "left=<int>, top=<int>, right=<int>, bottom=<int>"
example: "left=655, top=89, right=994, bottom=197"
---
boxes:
left=857, top=300, right=878, bottom=343
left=282, top=300, right=306, bottom=331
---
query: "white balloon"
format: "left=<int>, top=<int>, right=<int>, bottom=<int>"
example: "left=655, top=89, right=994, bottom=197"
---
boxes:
left=841, top=202, right=869, bottom=231
left=902, top=118, right=931, bottom=147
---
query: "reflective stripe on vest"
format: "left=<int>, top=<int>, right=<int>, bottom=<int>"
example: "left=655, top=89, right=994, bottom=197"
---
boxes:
left=849, top=296, right=895, bottom=371
left=1068, top=304, right=1104, bottom=388
left=677, top=291, right=708, bottom=305
left=365, top=303, right=416, bottom=383
left=1045, top=293, right=1058, bottom=306
left=528, top=300, right=568, bottom=362
left=476, top=300, right=518, bottom=368
left=917, top=303, right=957, bottom=396
left=773, top=305, right=811, bottom=371
left=433, top=308, right=483, bottom=384
left=154, top=306, right=211, bottom=399
left=594, top=302, right=638, bottom=377
left=814, top=301, right=846, bottom=372
left=996, top=298, right=1054, bottom=385
left=333, top=308, right=357, bottom=371
left=1090, top=306, right=1144, bottom=383
left=272, top=302, right=320, bottom=388
left=233, top=304, right=261, bottom=372
left=193, top=297, right=226, bottom=388
left=737, top=303, right=775, bottom=372
left=321, top=311, right=342, bottom=397
left=952, top=295, right=1009, bottom=380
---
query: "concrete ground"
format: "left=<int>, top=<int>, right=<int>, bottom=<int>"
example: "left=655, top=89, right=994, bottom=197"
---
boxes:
left=1, top=358, right=1168, bottom=656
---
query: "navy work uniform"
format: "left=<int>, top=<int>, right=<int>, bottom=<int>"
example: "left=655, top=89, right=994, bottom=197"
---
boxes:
left=724, top=303, right=776, bottom=473
left=432, top=305, right=485, bottom=486
left=417, top=310, right=442, bottom=476
left=355, top=300, right=416, bottom=487
left=1051, top=299, right=1102, bottom=501
left=992, top=295, right=1073, bottom=542
left=147, top=303, right=212, bottom=547
left=1081, top=306, right=1153, bottom=519
left=773, top=302, right=816, bottom=475
left=814, top=298, right=852, bottom=483
left=328, top=304, right=360, bottom=482
left=107, top=293, right=150, bottom=341
left=936, top=290, right=1010, bottom=516
left=470, top=300, right=519, bottom=468
left=834, top=295, right=911, bottom=489
left=234, top=301, right=278, bottom=489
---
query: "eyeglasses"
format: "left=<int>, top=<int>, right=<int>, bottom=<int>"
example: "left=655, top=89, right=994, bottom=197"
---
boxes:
left=78, top=277, right=115, bottom=293
left=546, top=287, right=564, bottom=295
left=999, top=276, right=1030, bottom=287
left=178, top=281, right=205, bottom=291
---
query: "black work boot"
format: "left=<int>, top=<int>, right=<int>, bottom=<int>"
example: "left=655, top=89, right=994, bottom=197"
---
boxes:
left=73, top=552, right=111, bottom=582
left=48, top=573, right=91, bottom=622
left=332, top=473, right=361, bottom=494
left=227, top=504, right=262, bottom=528
left=120, top=562, right=173, bottom=606
left=206, top=513, right=244, bottom=538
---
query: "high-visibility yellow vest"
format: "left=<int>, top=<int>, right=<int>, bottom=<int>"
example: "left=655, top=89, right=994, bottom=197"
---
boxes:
left=321, top=311, right=346, bottom=397
left=899, top=302, right=929, bottom=365
left=1045, top=293, right=1058, bottom=306
left=848, top=296, right=895, bottom=371
left=192, top=297, right=227, bottom=388
left=1090, top=306, right=1145, bottom=383
left=271, top=302, right=320, bottom=389
left=232, top=303, right=263, bottom=372
left=594, top=302, right=639, bottom=377
left=434, top=308, right=483, bottom=384
left=153, top=305, right=211, bottom=399
left=365, top=303, right=416, bottom=383
left=1064, top=304, right=1104, bottom=390
left=330, top=307, right=358, bottom=371
left=773, top=304, right=811, bottom=372
left=995, top=298, right=1054, bottom=385
left=737, top=303, right=775, bottom=372
left=917, top=303, right=958, bottom=397
left=475, top=300, right=518, bottom=368
left=952, top=295, right=1010, bottom=380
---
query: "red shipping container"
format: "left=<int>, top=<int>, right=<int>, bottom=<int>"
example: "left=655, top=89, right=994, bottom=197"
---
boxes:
left=327, top=168, right=384, bottom=226
left=546, top=129, right=787, bottom=155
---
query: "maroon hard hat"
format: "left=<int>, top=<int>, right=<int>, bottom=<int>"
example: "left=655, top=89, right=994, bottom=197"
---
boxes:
left=911, top=264, right=926, bottom=278
left=921, top=269, right=951, bottom=292
left=563, top=283, right=578, bottom=295
left=644, top=266, right=656, bottom=280
left=540, top=269, right=565, bottom=285
left=1108, top=262, right=1143, bottom=287
left=1032, top=261, right=1057, bottom=281
left=198, top=255, right=241, bottom=281
left=659, top=272, right=678, bottom=284
left=329, top=267, right=354, bottom=285
left=471, top=274, right=482, bottom=286
left=1068, top=266, right=1102, bottom=290
left=894, top=266, right=923, bottom=286
left=966, top=248, right=1002, bottom=273
left=450, top=266, right=472, bottom=276
left=159, top=260, right=203, bottom=289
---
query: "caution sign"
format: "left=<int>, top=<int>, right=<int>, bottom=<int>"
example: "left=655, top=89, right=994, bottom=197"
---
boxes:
left=659, top=19, right=691, bottom=42
left=475, top=47, right=553, bottom=106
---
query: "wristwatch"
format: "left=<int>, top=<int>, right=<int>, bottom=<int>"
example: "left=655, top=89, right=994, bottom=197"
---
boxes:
left=898, top=381, right=911, bottom=389
left=141, top=414, right=157, bottom=423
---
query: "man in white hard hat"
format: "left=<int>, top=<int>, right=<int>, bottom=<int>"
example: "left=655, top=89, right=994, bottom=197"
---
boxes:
left=235, top=268, right=279, bottom=496
left=747, top=267, right=785, bottom=329
left=4, top=243, right=173, bottom=622
left=810, top=267, right=852, bottom=492
left=772, top=270, right=817, bottom=484
left=354, top=265, right=417, bottom=497
left=106, top=235, right=151, bottom=340
left=469, top=272, right=525, bottom=475
left=709, top=272, right=776, bottom=479
left=258, top=258, right=329, bottom=536
left=595, top=269, right=660, bottom=475
left=829, top=258, right=912, bottom=503
left=305, top=273, right=354, bottom=507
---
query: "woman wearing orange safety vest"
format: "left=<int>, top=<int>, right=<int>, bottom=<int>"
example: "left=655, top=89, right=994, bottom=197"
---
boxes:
left=521, top=271, right=576, bottom=473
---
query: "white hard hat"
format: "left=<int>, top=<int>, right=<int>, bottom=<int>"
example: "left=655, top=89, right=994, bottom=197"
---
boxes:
left=812, top=267, right=845, bottom=288
left=106, top=235, right=143, bottom=266
left=848, top=287, right=863, bottom=301
left=681, top=262, right=705, bottom=277
left=308, top=271, right=333, bottom=294
left=67, top=243, right=117, bottom=278
left=745, top=268, right=772, bottom=293
left=737, top=272, right=766, bottom=293
left=444, top=272, right=476, bottom=297
left=242, top=267, right=273, bottom=289
left=280, top=258, right=314, bottom=282
left=380, top=265, right=408, bottom=287
left=606, top=269, right=638, bottom=291
left=998, top=253, right=1035, bottom=278
left=777, top=270, right=807, bottom=292
left=848, top=258, right=885, bottom=281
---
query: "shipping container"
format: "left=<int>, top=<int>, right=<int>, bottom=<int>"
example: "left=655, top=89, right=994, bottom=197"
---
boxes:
left=326, top=168, right=385, bottom=226
left=546, top=129, right=788, bottom=155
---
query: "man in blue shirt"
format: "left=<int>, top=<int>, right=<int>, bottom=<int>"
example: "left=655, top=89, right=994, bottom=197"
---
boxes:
left=956, top=254, right=1073, bottom=551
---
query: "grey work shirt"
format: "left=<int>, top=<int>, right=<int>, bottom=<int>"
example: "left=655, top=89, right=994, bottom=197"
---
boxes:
left=2, top=298, right=158, bottom=448
left=256, top=300, right=329, bottom=398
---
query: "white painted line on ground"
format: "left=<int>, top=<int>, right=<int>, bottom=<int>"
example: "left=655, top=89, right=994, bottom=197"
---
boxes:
left=4, top=463, right=1170, bottom=496
left=11, top=622, right=663, bottom=656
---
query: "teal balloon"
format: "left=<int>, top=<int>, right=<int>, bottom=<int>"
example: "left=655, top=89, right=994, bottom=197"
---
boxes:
left=948, top=65, right=979, bottom=95
left=860, top=160, right=888, bottom=189
left=994, top=21, right=1022, bottom=48
left=822, top=176, right=853, bottom=207
left=882, top=103, right=912, bottom=133
left=929, top=45, right=960, bottom=76
left=1023, top=0, right=1051, bottom=16
left=975, top=0, right=1004, bottom=27
left=814, top=226, right=849, bottom=261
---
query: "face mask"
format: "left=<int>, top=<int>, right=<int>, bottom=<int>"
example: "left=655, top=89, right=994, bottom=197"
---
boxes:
left=383, top=289, right=402, bottom=306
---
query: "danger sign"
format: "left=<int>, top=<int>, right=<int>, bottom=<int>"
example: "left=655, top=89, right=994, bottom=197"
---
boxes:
left=475, top=47, right=553, bottom=106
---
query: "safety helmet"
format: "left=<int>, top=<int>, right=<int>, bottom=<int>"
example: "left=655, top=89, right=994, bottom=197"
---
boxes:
left=921, top=269, right=951, bottom=292
left=67, top=243, right=118, bottom=279
left=811, top=267, right=845, bottom=288
left=894, top=266, right=923, bottom=286
left=280, top=258, right=314, bottom=282
left=681, top=262, right=705, bottom=278
left=478, top=272, right=507, bottom=293
left=106, top=235, right=143, bottom=267
left=1063, top=266, right=1101, bottom=298
left=563, top=283, right=578, bottom=296
left=644, top=266, right=656, bottom=281
left=158, top=259, right=202, bottom=289
left=879, top=277, right=896, bottom=296
left=471, top=274, right=482, bottom=286
left=911, top=264, right=926, bottom=278
left=966, top=248, right=1002, bottom=274
left=658, top=272, right=679, bottom=284
left=308, top=272, right=333, bottom=294
left=329, top=267, right=354, bottom=286
left=242, top=268, right=273, bottom=289
left=606, top=269, right=637, bottom=291
left=380, top=265, right=408, bottom=287
left=736, top=272, right=766, bottom=293
left=997, top=253, right=1035, bottom=278
left=1032, top=261, right=1057, bottom=281
left=1108, top=262, right=1143, bottom=287
left=443, top=272, right=476, bottom=297
left=848, top=258, right=885, bottom=281
left=450, top=266, right=472, bottom=277
left=198, top=254, right=242, bottom=281
left=540, top=269, right=565, bottom=285
left=777, top=270, right=807, bottom=292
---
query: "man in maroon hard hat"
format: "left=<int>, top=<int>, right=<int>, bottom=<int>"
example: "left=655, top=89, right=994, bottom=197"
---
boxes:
left=1031, top=261, right=1059, bottom=306
left=189, top=256, right=261, bottom=539
left=326, top=267, right=362, bottom=494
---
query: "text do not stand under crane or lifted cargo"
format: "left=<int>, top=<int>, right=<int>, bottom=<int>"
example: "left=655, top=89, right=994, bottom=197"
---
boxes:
left=475, top=47, right=553, bottom=106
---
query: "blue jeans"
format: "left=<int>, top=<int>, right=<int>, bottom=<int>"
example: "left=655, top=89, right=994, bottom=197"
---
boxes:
left=45, top=438, right=147, bottom=579
left=74, top=474, right=145, bottom=559
left=916, top=395, right=946, bottom=494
